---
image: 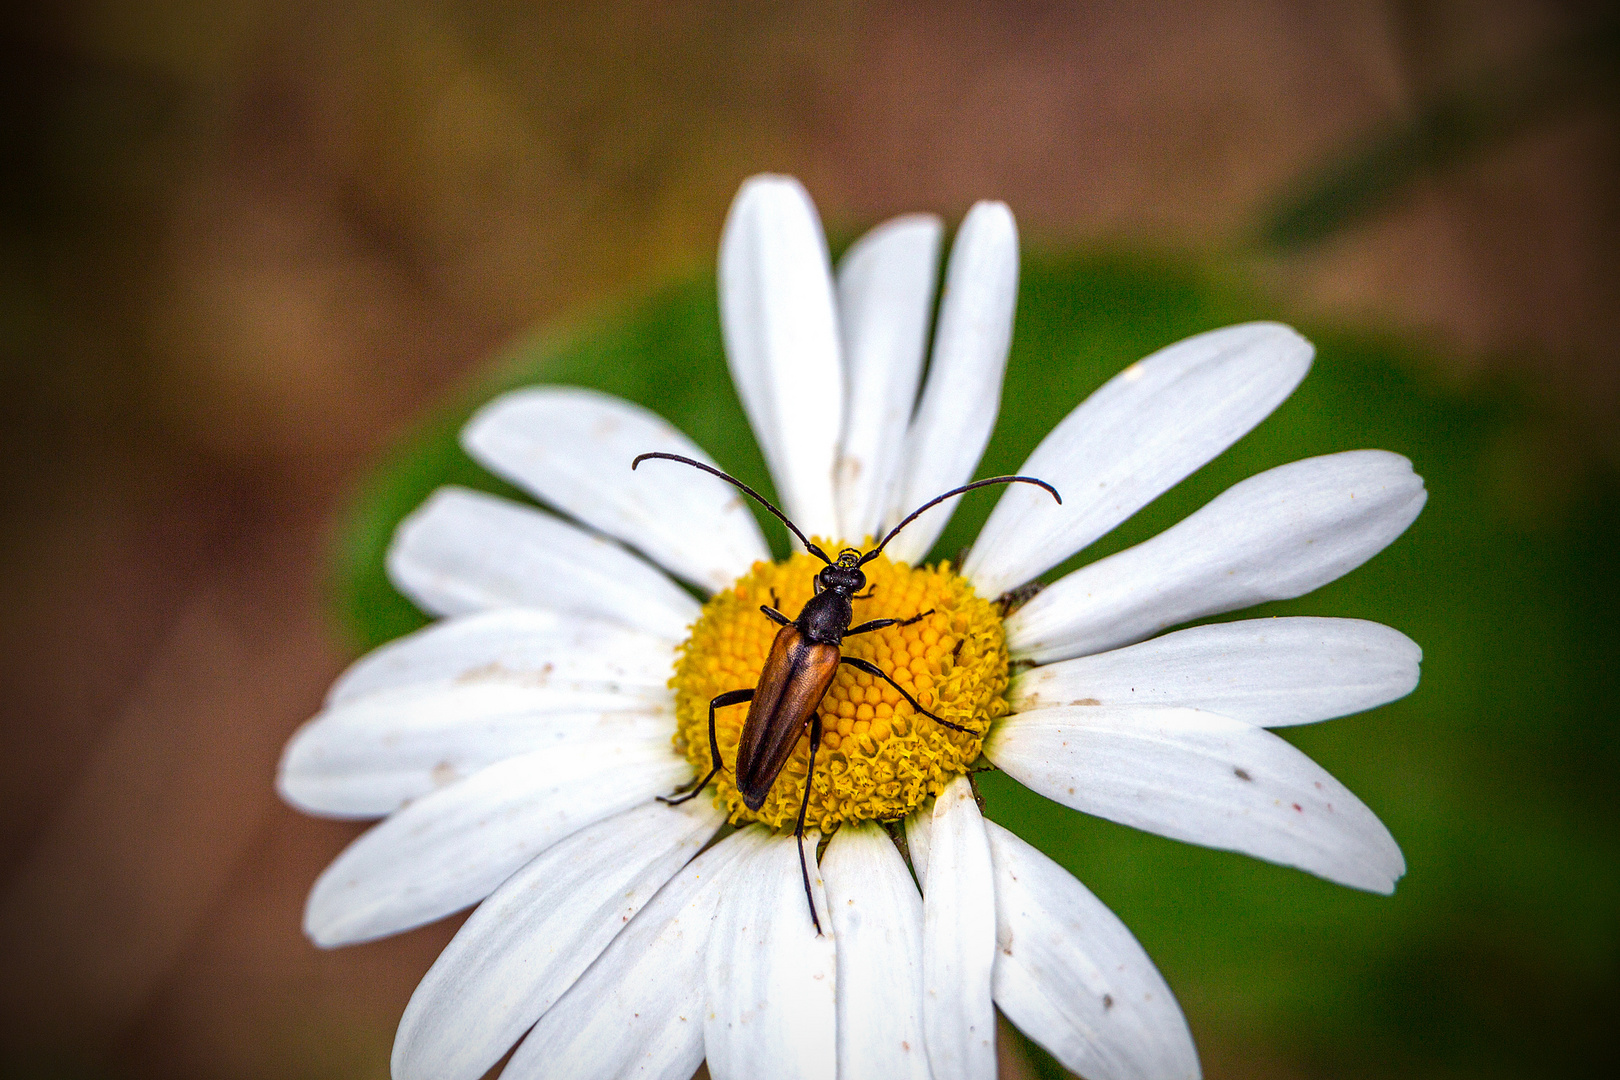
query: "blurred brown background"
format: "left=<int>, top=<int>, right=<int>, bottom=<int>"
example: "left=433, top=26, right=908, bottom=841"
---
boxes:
left=0, top=1, right=1614, bottom=1077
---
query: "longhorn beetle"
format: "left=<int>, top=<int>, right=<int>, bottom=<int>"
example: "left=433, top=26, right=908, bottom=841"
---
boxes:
left=633, top=452, right=1060, bottom=931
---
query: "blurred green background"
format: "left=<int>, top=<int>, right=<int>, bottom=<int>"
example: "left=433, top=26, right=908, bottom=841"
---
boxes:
left=2, top=2, right=1615, bottom=1079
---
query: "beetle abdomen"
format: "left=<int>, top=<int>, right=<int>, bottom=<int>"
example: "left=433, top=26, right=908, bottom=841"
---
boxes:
left=735, top=625, right=840, bottom=811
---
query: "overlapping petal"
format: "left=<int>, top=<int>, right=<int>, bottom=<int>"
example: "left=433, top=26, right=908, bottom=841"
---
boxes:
left=965, top=323, right=1313, bottom=597
left=1011, top=617, right=1421, bottom=727
left=986, top=821, right=1199, bottom=1080
left=387, top=486, right=699, bottom=640
left=705, top=831, right=837, bottom=1080
left=463, top=387, right=770, bottom=592
left=822, top=822, right=933, bottom=1080
left=1006, top=450, right=1426, bottom=661
left=506, top=828, right=767, bottom=1080
left=833, top=214, right=942, bottom=543
left=985, top=705, right=1404, bottom=892
left=391, top=798, right=724, bottom=1080
left=719, top=174, right=843, bottom=538
left=884, top=202, right=1019, bottom=563
left=303, top=740, right=690, bottom=946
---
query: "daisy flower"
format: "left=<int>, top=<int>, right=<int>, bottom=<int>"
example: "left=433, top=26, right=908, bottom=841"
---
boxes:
left=280, top=174, right=1425, bottom=1080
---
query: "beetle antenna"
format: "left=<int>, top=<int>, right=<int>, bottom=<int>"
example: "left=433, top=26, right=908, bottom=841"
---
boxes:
left=632, top=452, right=833, bottom=564
left=860, top=475, right=1062, bottom=566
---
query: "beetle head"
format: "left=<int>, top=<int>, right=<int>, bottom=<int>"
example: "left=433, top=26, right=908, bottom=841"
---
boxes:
left=818, top=559, right=866, bottom=595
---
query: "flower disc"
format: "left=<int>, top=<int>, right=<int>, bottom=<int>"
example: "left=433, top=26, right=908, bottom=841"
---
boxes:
left=671, top=547, right=1010, bottom=831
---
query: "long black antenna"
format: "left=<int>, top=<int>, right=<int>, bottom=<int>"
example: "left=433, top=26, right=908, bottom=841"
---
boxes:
left=632, top=452, right=833, bottom=564
left=860, top=475, right=1061, bottom=566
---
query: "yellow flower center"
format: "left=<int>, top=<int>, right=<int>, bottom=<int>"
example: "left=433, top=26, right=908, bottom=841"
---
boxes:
left=671, top=544, right=1010, bottom=832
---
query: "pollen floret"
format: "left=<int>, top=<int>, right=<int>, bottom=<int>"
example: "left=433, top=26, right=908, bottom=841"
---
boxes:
left=671, top=545, right=1010, bottom=831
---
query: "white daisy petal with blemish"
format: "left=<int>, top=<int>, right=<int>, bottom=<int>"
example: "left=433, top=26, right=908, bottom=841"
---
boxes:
left=279, top=687, right=672, bottom=818
left=1010, top=616, right=1422, bottom=727
left=282, top=173, right=1426, bottom=1080
left=323, top=608, right=674, bottom=707
left=985, top=705, right=1405, bottom=893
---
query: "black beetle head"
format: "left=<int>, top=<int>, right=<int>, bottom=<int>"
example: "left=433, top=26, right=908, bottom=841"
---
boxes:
left=818, top=563, right=866, bottom=595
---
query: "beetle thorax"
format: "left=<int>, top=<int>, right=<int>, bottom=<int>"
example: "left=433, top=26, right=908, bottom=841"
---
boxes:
left=669, top=544, right=1011, bottom=832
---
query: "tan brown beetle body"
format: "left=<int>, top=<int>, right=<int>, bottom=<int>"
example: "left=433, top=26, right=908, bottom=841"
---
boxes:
left=736, top=627, right=841, bottom=809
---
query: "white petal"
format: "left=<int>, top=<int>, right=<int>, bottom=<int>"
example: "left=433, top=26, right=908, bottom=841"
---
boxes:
left=278, top=686, right=672, bottom=818
left=463, top=388, right=770, bottom=592
left=986, top=821, right=1199, bottom=1080
left=884, top=202, right=1019, bottom=564
left=822, top=822, right=933, bottom=1080
left=505, top=828, right=768, bottom=1080
left=303, top=740, right=690, bottom=946
left=392, top=798, right=724, bottom=1080
left=719, top=174, right=842, bottom=538
left=1006, top=451, right=1427, bottom=661
left=833, top=214, right=942, bottom=543
left=985, top=706, right=1405, bottom=892
left=325, top=607, right=673, bottom=707
left=387, top=486, right=699, bottom=641
left=905, top=804, right=933, bottom=886
left=705, top=831, right=836, bottom=1080
left=965, top=323, right=1313, bottom=597
left=922, top=776, right=997, bottom=1080
left=1010, top=617, right=1421, bottom=727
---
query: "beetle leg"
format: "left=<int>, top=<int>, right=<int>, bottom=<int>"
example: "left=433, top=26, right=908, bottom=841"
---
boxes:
left=853, top=586, right=877, bottom=600
left=839, top=655, right=972, bottom=733
left=795, top=711, right=825, bottom=936
left=759, top=603, right=791, bottom=627
left=847, top=607, right=934, bottom=636
left=660, top=687, right=753, bottom=806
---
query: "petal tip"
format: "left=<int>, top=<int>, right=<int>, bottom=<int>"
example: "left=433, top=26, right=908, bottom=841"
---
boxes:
left=1218, top=320, right=1314, bottom=372
left=728, top=173, right=820, bottom=224
left=955, top=200, right=1019, bottom=263
left=301, top=899, right=345, bottom=950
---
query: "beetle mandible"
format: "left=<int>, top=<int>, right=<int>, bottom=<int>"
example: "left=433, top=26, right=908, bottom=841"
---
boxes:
left=633, top=451, right=1060, bottom=932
